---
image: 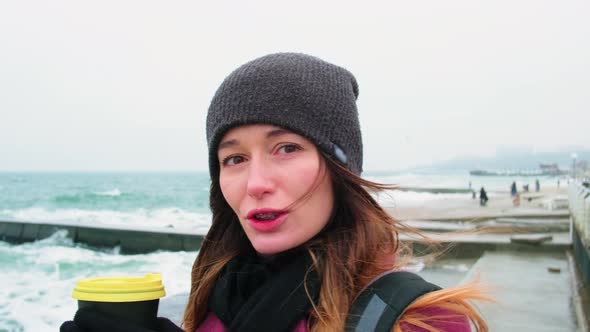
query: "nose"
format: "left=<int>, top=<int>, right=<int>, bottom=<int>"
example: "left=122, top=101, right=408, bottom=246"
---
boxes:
left=245, top=157, right=275, bottom=200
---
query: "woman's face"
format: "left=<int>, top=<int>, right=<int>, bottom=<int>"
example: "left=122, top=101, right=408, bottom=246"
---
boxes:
left=218, top=124, right=334, bottom=256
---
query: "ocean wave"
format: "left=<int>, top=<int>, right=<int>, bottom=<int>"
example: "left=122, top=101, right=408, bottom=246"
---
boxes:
left=1, top=207, right=213, bottom=233
left=0, top=233, right=195, bottom=332
left=94, top=188, right=122, bottom=197
left=53, top=190, right=127, bottom=204
left=46, top=189, right=209, bottom=212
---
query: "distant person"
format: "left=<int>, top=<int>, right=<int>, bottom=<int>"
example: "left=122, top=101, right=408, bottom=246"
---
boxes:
left=513, top=193, right=521, bottom=207
left=510, top=181, right=517, bottom=197
left=469, top=181, right=472, bottom=189
left=557, top=179, right=560, bottom=188
left=535, top=179, right=540, bottom=192
left=480, top=187, right=489, bottom=206
left=523, top=184, right=529, bottom=192
left=472, top=190, right=477, bottom=199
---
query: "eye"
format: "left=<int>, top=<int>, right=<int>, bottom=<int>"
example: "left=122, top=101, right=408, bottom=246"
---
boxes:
left=221, top=155, right=246, bottom=166
left=277, top=144, right=301, bottom=154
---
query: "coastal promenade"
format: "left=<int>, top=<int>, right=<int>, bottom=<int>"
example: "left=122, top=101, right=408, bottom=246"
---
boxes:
left=1, top=185, right=588, bottom=330
left=462, top=251, right=577, bottom=331
left=388, top=185, right=588, bottom=331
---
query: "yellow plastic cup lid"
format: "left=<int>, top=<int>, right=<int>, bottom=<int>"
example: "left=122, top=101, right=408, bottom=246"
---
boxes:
left=72, top=273, right=166, bottom=303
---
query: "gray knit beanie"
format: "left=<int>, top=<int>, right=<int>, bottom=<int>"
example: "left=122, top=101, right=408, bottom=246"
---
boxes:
left=206, top=52, right=363, bottom=178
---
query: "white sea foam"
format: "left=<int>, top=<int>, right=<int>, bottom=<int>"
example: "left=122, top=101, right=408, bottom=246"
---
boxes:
left=374, top=190, right=472, bottom=208
left=440, top=264, right=470, bottom=272
left=398, top=261, right=426, bottom=273
left=94, top=188, right=122, bottom=197
left=366, top=173, right=471, bottom=189
left=0, top=231, right=195, bottom=332
left=2, top=207, right=213, bottom=233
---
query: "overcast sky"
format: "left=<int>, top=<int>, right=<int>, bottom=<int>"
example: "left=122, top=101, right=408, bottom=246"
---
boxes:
left=1, top=0, right=588, bottom=172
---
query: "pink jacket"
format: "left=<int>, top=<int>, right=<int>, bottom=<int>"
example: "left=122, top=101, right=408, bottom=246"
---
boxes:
left=195, top=307, right=471, bottom=332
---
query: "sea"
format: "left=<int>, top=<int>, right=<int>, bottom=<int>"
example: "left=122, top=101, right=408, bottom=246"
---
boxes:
left=0, top=171, right=561, bottom=331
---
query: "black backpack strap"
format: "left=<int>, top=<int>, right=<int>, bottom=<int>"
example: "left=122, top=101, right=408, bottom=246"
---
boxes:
left=345, top=271, right=441, bottom=332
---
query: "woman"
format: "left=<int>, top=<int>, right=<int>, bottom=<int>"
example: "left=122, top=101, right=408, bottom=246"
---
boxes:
left=185, top=53, right=487, bottom=332
left=62, top=53, right=487, bottom=332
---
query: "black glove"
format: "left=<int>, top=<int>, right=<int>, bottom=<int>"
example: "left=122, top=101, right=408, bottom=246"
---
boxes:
left=59, top=308, right=184, bottom=332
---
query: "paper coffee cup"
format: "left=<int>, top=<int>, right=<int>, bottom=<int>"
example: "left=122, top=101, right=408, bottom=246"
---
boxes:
left=72, top=273, right=166, bottom=329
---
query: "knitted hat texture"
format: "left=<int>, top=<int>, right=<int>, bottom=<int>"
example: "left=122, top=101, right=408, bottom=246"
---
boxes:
left=206, top=53, right=363, bottom=178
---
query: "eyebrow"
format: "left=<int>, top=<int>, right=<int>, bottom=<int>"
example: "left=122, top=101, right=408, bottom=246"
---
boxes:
left=218, top=128, right=291, bottom=151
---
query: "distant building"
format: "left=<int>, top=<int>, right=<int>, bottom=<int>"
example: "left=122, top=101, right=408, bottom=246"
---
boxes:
left=575, top=160, right=588, bottom=171
left=470, top=163, right=566, bottom=177
left=573, top=160, right=590, bottom=178
left=539, top=163, right=563, bottom=176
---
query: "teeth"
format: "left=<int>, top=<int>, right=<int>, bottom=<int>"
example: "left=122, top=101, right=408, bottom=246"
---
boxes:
left=255, top=213, right=278, bottom=221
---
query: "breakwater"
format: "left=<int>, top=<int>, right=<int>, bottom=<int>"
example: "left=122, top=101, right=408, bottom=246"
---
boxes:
left=396, top=187, right=473, bottom=194
left=0, top=219, right=203, bottom=253
left=0, top=217, right=570, bottom=256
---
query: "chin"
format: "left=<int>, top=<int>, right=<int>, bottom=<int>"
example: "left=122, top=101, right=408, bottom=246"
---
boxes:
left=253, top=245, right=286, bottom=256
left=251, top=240, right=295, bottom=256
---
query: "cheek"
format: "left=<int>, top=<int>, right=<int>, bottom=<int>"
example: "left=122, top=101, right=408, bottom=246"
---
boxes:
left=314, top=175, right=335, bottom=222
left=219, top=175, right=240, bottom=210
left=291, top=163, right=322, bottom=191
left=295, top=164, right=334, bottom=220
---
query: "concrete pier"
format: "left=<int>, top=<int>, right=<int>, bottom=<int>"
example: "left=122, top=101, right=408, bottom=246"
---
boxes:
left=0, top=219, right=203, bottom=253
left=462, top=251, right=577, bottom=331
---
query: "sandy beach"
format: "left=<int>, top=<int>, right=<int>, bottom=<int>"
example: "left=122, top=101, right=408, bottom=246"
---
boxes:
left=385, top=187, right=569, bottom=221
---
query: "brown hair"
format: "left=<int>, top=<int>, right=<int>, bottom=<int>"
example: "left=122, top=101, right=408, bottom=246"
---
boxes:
left=183, top=152, right=488, bottom=332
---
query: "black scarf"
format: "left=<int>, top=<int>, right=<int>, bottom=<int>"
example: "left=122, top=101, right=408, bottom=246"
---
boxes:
left=209, top=249, right=320, bottom=332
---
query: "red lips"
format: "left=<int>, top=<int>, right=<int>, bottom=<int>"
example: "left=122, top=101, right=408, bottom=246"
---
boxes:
left=246, top=208, right=287, bottom=221
left=246, top=208, right=289, bottom=232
